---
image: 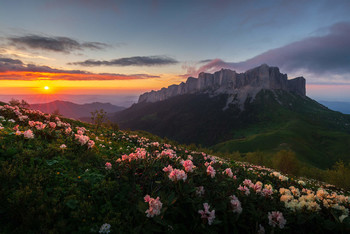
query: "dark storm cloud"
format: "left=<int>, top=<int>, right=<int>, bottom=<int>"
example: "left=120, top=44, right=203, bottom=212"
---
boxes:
left=186, top=22, right=350, bottom=79
left=70, top=56, right=179, bottom=66
left=8, top=35, right=109, bottom=53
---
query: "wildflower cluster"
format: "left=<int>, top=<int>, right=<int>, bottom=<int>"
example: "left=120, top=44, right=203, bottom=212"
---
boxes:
left=144, top=195, right=163, bottom=218
left=198, top=203, right=216, bottom=225
left=0, top=103, right=350, bottom=233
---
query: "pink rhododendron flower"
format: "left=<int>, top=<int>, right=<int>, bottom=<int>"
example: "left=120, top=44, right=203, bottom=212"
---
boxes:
left=160, top=149, right=176, bottom=158
left=65, top=127, right=72, bottom=135
left=223, top=168, right=233, bottom=178
left=121, top=148, right=147, bottom=162
left=162, top=165, right=173, bottom=173
left=75, top=134, right=90, bottom=145
left=35, top=122, right=46, bottom=130
left=60, top=144, right=67, bottom=149
left=13, top=125, right=19, bottom=131
left=87, top=140, right=95, bottom=149
left=15, top=130, right=22, bottom=136
left=230, top=195, right=242, bottom=214
left=198, top=203, right=215, bottom=225
left=49, top=122, right=56, bottom=128
left=169, top=169, right=187, bottom=182
left=268, top=211, right=286, bottom=229
left=243, top=179, right=253, bottom=187
left=261, top=188, right=274, bottom=197
left=196, top=186, right=205, bottom=197
left=163, top=144, right=171, bottom=148
left=18, top=115, right=28, bottom=121
left=28, top=121, right=35, bottom=127
left=182, top=160, right=196, bottom=172
left=121, top=154, right=129, bottom=161
left=105, top=162, right=112, bottom=170
left=23, top=129, right=34, bottom=139
left=238, top=185, right=250, bottom=195
left=144, top=195, right=162, bottom=218
left=251, top=182, right=262, bottom=193
left=206, top=165, right=216, bottom=178
left=144, top=195, right=151, bottom=203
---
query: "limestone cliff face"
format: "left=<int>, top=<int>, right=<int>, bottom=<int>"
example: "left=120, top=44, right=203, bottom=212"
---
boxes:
left=138, top=64, right=306, bottom=105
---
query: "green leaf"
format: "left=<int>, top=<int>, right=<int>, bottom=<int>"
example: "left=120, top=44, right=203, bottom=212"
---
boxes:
left=137, top=200, right=147, bottom=214
left=66, top=199, right=78, bottom=209
left=46, top=159, right=59, bottom=166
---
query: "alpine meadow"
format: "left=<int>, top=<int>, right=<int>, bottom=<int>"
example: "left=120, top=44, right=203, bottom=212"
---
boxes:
left=1, top=0, right=350, bottom=233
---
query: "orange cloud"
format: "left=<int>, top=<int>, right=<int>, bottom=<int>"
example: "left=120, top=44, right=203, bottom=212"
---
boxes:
left=0, top=57, right=160, bottom=80
left=0, top=71, right=159, bottom=81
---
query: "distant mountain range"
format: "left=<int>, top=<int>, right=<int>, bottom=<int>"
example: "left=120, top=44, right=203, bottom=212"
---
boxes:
left=113, top=64, right=350, bottom=169
left=30, top=100, right=125, bottom=120
left=318, top=100, right=350, bottom=114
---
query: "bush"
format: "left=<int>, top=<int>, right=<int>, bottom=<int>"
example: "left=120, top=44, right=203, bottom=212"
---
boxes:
left=272, top=150, right=300, bottom=175
left=326, top=161, right=350, bottom=190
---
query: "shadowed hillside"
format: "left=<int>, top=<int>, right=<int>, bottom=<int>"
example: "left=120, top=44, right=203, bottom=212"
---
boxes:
left=30, top=100, right=125, bottom=119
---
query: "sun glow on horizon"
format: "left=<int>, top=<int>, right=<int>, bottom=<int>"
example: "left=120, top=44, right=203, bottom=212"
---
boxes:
left=44, top=86, right=50, bottom=90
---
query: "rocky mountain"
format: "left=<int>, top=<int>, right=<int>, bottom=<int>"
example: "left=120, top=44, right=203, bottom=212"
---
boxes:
left=113, top=64, right=350, bottom=169
left=139, top=64, right=305, bottom=108
left=30, top=100, right=125, bottom=120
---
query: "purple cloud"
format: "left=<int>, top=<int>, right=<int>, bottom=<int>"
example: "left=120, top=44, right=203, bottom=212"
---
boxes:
left=70, top=56, right=179, bottom=67
left=8, top=35, right=110, bottom=53
left=185, top=22, right=350, bottom=80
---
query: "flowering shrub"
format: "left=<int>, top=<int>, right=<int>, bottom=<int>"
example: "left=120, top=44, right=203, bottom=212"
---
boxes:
left=168, top=169, right=187, bottom=182
left=99, top=223, right=111, bottom=233
left=144, top=195, right=163, bottom=218
left=181, top=159, right=196, bottom=172
left=0, top=103, right=349, bottom=233
left=198, top=203, right=216, bottom=225
left=230, top=195, right=242, bottom=214
left=268, top=211, right=286, bottom=229
left=23, top=129, right=34, bottom=139
left=206, top=165, right=216, bottom=178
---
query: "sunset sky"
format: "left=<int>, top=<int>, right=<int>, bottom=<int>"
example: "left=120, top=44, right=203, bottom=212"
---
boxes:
left=1, top=0, right=350, bottom=104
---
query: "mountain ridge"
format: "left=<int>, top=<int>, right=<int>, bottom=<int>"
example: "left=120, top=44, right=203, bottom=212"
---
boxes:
left=139, top=64, right=305, bottom=108
left=113, top=65, right=350, bottom=169
left=30, top=100, right=125, bottom=119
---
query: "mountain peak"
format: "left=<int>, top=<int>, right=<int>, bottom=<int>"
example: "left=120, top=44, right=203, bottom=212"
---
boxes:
left=138, top=64, right=306, bottom=106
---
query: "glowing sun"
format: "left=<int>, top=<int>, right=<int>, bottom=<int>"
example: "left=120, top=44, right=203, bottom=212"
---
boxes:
left=44, top=86, right=50, bottom=90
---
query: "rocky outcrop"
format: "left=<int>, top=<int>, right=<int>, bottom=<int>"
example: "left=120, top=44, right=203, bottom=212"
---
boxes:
left=287, top=77, right=306, bottom=96
left=138, top=64, right=306, bottom=105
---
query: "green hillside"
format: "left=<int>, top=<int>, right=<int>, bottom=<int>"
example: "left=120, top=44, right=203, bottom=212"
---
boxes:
left=114, top=90, right=350, bottom=169
left=212, top=90, right=350, bottom=169
left=1, top=102, right=350, bottom=233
